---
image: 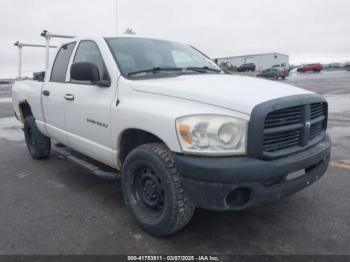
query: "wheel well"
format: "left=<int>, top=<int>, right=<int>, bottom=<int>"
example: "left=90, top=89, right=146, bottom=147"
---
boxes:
left=119, top=129, right=164, bottom=165
left=19, top=102, right=33, bottom=119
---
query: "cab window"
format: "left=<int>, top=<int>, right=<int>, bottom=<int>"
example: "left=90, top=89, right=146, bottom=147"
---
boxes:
left=50, top=42, right=76, bottom=82
left=72, top=41, right=110, bottom=84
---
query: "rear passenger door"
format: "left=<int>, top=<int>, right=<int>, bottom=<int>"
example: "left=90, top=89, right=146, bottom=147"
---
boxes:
left=42, top=42, right=76, bottom=145
left=64, top=40, right=116, bottom=166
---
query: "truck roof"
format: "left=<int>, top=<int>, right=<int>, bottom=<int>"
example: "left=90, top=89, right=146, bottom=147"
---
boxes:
left=61, top=35, right=176, bottom=44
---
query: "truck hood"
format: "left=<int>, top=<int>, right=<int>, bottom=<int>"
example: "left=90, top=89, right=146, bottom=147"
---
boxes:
left=131, top=74, right=313, bottom=114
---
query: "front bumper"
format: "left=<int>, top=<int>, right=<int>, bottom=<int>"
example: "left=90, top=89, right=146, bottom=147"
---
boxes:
left=175, top=135, right=331, bottom=211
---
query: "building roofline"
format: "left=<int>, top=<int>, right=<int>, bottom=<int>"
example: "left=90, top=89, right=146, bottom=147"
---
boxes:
left=215, top=52, right=289, bottom=60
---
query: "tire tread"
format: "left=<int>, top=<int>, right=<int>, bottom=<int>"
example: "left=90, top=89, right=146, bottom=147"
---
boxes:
left=24, top=116, right=51, bottom=159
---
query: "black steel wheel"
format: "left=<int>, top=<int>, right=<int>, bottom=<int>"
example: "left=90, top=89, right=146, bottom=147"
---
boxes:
left=134, top=166, right=165, bottom=217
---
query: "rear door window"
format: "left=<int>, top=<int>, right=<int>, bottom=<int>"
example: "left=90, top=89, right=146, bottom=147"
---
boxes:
left=50, top=42, right=76, bottom=82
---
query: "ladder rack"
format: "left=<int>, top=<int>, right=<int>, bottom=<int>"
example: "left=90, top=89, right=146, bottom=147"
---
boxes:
left=14, top=30, right=76, bottom=79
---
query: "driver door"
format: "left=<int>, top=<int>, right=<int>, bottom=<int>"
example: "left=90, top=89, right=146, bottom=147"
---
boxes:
left=63, top=40, right=116, bottom=166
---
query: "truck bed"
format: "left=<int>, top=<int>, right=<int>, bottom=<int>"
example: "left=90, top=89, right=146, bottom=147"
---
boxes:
left=12, top=80, right=44, bottom=123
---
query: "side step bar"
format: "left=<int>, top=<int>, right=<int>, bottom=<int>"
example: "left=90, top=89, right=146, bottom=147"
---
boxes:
left=53, top=144, right=120, bottom=180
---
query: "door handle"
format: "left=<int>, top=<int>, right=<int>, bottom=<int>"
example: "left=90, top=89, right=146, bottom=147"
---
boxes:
left=42, top=90, right=50, bottom=96
left=64, top=94, right=75, bottom=101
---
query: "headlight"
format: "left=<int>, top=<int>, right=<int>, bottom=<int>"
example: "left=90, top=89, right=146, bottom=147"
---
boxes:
left=176, top=115, right=247, bottom=156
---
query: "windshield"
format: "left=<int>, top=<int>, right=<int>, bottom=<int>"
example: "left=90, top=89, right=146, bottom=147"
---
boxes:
left=105, top=37, right=222, bottom=78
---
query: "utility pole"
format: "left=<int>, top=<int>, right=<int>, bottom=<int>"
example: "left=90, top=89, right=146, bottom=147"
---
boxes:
left=115, top=0, right=118, bottom=36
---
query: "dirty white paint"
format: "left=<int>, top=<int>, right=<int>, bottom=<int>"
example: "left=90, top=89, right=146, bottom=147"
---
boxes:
left=0, top=117, right=23, bottom=141
left=326, top=95, right=350, bottom=114
left=0, top=97, right=12, bottom=103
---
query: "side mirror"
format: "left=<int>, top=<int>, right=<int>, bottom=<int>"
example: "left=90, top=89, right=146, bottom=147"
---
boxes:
left=33, top=71, right=45, bottom=82
left=70, top=62, right=110, bottom=87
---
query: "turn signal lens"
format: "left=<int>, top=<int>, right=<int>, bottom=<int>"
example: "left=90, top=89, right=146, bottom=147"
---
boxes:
left=179, top=124, right=192, bottom=144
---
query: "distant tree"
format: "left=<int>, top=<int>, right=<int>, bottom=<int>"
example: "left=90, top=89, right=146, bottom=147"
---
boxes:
left=124, top=28, right=136, bottom=35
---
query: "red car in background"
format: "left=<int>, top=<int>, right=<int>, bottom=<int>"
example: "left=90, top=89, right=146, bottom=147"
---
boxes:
left=297, top=63, right=323, bottom=72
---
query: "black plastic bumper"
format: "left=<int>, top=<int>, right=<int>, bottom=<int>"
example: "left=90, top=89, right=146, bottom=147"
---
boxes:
left=175, top=135, right=331, bottom=211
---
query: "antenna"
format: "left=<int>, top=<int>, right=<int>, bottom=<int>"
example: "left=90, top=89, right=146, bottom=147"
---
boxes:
left=116, top=0, right=119, bottom=36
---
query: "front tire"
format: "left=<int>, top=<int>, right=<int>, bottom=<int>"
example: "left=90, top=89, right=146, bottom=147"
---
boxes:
left=24, top=116, right=51, bottom=159
left=122, top=143, right=195, bottom=236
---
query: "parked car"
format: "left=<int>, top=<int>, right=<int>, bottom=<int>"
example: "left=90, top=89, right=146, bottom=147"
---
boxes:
left=272, top=63, right=291, bottom=72
left=219, top=62, right=237, bottom=73
left=297, top=63, right=323, bottom=73
left=12, top=36, right=331, bottom=236
left=322, top=64, right=332, bottom=70
left=0, top=79, right=11, bottom=84
left=257, top=68, right=289, bottom=80
left=237, top=63, right=256, bottom=72
left=343, top=63, right=350, bottom=71
left=329, top=63, right=342, bottom=69
left=321, top=63, right=344, bottom=71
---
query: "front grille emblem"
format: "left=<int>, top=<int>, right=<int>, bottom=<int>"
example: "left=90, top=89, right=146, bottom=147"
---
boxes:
left=305, top=121, right=311, bottom=130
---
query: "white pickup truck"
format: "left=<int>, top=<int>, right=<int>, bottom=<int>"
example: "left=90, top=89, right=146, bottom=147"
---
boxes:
left=12, top=36, right=331, bottom=236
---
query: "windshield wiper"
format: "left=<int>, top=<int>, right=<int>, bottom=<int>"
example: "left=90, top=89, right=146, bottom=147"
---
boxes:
left=127, top=67, right=183, bottom=76
left=127, top=66, right=222, bottom=77
left=186, top=66, right=222, bottom=73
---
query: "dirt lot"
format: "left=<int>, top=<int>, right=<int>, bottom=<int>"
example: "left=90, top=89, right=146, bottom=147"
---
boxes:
left=0, top=71, right=349, bottom=255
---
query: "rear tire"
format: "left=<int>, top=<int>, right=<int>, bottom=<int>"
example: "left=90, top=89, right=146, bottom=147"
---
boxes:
left=24, top=116, right=51, bottom=159
left=122, top=143, right=195, bottom=236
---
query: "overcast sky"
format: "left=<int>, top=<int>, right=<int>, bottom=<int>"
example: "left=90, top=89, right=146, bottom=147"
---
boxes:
left=1, top=0, right=350, bottom=78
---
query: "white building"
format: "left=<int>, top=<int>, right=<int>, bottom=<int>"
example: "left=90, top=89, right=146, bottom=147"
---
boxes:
left=215, top=53, right=289, bottom=71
